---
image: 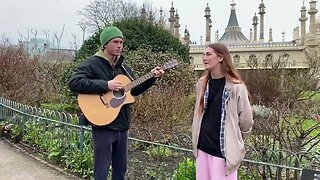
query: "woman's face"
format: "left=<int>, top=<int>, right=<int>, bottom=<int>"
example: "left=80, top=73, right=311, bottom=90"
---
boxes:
left=203, top=47, right=222, bottom=71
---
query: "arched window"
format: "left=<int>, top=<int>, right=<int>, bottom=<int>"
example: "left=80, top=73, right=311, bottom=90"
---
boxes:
left=247, top=54, right=258, bottom=68
left=265, top=54, right=273, bottom=67
left=249, top=54, right=257, bottom=60
left=233, top=54, right=240, bottom=64
left=280, top=52, right=290, bottom=60
left=282, top=53, right=289, bottom=58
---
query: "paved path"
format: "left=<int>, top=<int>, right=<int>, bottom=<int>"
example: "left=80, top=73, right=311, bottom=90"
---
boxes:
left=0, top=139, right=79, bottom=180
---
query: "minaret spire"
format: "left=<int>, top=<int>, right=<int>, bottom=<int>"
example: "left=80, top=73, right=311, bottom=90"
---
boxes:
left=299, top=1, right=308, bottom=45
left=308, top=0, right=318, bottom=34
left=231, top=0, right=236, bottom=10
left=140, top=4, right=147, bottom=20
left=269, top=28, right=273, bottom=42
left=168, top=2, right=176, bottom=35
left=158, top=7, right=165, bottom=28
left=174, top=9, right=180, bottom=37
left=258, top=0, right=266, bottom=42
left=252, top=13, right=258, bottom=42
left=204, top=3, right=212, bottom=44
left=183, top=26, right=191, bottom=45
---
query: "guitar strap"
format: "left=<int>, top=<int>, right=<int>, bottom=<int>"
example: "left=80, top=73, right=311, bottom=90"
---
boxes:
left=121, top=63, right=134, bottom=81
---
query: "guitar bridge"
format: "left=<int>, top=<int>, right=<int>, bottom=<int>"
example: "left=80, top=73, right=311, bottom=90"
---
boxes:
left=99, top=95, right=110, bottom=108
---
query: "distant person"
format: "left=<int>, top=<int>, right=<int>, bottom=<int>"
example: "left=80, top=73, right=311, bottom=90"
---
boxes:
left=192, top=43, right=254, bottom=179
left=68, top=26, right=165, bottom=180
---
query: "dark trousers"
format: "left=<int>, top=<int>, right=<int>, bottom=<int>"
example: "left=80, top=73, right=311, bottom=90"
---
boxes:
left=92, top=127, right=128, bottom=180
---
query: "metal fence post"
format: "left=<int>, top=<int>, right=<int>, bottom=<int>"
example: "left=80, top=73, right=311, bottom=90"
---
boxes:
left=21, top=105, right=28, bottom=139
left=0, top=102, right=3, bottom=120
left=80, top=126, right=84, bottom=152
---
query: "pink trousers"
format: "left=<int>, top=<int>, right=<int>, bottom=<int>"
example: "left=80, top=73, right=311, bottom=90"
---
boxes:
left=196, top=150, right=237, bottom=180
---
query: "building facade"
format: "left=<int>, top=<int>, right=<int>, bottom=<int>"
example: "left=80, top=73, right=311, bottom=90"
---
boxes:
left=189, top=0, right=320, bottom=71
left=140, top=0, right=320, bottom=71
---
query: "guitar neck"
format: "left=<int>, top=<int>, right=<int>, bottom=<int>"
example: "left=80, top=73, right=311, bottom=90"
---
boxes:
left=122, top=60, right=178, bottom=91
left=124, top=72, right=154, bottom=91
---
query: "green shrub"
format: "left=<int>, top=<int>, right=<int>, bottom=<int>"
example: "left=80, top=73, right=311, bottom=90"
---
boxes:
left=146, top=145, right=172, bottom=158
left=40, top=103, right=78, bottom=113
left=172, top=158, right=196, bottom=180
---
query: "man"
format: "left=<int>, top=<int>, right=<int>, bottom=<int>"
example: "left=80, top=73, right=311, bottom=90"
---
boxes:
left=68, top=26, right=165, bottom=180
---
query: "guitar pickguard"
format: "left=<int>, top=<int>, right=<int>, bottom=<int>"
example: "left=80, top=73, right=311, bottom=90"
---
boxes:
left=109, top=94, right=126, bottom=108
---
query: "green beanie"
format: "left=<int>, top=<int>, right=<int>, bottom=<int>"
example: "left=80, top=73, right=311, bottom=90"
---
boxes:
left=100, top=26, right=124, bottom=46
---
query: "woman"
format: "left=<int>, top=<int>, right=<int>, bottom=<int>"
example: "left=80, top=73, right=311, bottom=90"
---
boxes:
left=192, top=43, right=254, bottom=179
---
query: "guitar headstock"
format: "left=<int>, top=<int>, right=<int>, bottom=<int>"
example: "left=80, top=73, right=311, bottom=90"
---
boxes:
left=162, top=60, right=179, bottom=70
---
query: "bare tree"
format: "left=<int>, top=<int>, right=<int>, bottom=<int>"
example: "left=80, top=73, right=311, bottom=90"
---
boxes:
left=71, top=33, right=78, bottom=50
left=0, top=35, right=10, bottom=46
left=305, top=47, right=320, bottom=89
left=43, top=30, right=50, bottom=52
left=78, top=19, right=87, bottom=44
left=142, top=1, right=159, bottom=22
left=31, top=28, right=39, bottom=54
left=77, top=0, right=140, bottom=31
left=53, top=25, right=65, bottom=50
left=24, top=29, right=30, bottom=54
left=53, top=33, right=58, bottom=48
left=17, top=31, right=24, bottom=50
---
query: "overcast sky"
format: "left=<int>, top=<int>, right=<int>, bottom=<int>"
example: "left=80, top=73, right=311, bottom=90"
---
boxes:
left=0, top=0, right=317, bottom=48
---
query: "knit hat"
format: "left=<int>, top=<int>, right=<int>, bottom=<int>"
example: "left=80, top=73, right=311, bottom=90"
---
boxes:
left=100, top=26, right=124, bottom=46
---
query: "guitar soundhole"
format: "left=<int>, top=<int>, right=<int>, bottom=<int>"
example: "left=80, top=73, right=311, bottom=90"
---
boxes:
left=113, top=89, right=124, bottom=98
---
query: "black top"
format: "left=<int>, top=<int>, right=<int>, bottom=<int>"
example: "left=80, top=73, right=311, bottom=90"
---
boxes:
left=198, top=76, right=226, bottom=158
left=68, top=54, right=156, bottom=131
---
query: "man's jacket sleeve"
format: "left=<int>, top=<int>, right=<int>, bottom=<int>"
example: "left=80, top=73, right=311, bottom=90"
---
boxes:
left=68, top=60, right=109, bottom=94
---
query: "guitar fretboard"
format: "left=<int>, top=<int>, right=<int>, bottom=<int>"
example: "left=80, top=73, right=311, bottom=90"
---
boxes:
left=123, top=72, right=154, bottom=91
left=122, top=60, right=177, bottom=92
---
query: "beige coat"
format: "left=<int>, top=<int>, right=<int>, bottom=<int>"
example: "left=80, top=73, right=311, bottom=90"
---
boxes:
left=192, top=78, right=254, bottom=175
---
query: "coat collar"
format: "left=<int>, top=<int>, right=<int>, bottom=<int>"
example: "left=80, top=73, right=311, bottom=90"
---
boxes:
left=94, top=50, right=124, bottom=67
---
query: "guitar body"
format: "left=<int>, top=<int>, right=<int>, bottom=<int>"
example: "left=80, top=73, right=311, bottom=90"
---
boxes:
left=78, top=74, right=135, bottom=126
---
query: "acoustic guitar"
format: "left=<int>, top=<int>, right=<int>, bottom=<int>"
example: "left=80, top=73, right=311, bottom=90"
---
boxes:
left=77, top=60, right=178, bottom=126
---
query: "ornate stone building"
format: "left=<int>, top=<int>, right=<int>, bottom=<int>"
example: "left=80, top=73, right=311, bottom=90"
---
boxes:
left=189, top=0, right=320, bottom=71
left=140, top=0, right=320, bottom=72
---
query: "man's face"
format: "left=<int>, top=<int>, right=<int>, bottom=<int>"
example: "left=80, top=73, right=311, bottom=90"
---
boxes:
left=104, top=37, right=123, bottom=57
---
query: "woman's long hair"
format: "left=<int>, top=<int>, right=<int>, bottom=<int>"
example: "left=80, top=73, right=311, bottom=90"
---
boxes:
left=198, top=43, right=243, bottom=114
